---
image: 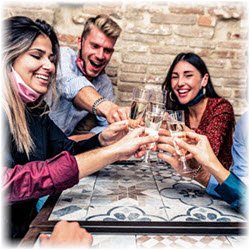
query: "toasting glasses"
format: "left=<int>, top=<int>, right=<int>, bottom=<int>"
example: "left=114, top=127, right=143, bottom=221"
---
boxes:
left=144, top=102, right=165, bottom=164
left=166, top=110, right=196, bottom=174
left=129, top=87, right=151, bottom=130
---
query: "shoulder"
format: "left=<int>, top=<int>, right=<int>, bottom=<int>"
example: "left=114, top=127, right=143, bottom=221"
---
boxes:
left=94, top=73, right=112, bottom=85
left=59, top=47, right=77, bottom=62
left=208, top=97, right=234, bottom=113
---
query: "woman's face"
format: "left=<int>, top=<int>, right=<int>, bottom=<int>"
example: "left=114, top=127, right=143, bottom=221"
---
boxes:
left=171, top=61, right=207, bottom=105
left=12, top=34, right=56, bottom=95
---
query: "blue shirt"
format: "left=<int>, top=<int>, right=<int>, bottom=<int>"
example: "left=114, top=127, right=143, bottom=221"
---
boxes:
left=46, top=47, right=114, bottom=136
left=206, top=111, right=248, bottom=197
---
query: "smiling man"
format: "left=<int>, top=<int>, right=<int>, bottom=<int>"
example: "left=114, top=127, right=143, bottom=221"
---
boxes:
left=46, top=15, right=128, bottom=140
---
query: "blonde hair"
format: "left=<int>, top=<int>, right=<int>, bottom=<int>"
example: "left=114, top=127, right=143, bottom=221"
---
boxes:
left=3, top=16, right=59, bottom=157
left=81, top=14, right=121, bottom=40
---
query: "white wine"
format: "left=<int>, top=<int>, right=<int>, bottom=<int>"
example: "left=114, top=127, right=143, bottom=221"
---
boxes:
left=130, top=99, right=148, bottom=120
left=168, top=121, right=187, bottom=157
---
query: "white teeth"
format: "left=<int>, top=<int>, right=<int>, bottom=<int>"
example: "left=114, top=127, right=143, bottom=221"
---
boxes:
left=35, top=74, right=49, bottom=80
left=178, top=89, right=188, bottom=94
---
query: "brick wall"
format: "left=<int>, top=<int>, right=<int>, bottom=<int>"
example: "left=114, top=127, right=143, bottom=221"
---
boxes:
left=4, top=1, right=248, bottom=117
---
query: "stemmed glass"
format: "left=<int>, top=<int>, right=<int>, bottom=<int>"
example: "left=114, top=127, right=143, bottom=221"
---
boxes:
left=143, top=102, right=165, bottom=164
left=166, top=110, right=196, bottom=174
left=129, top=87, right=151, bottom=130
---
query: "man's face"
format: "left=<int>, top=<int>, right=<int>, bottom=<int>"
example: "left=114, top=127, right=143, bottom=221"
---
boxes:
left=78, top=26, right=116, bottom=78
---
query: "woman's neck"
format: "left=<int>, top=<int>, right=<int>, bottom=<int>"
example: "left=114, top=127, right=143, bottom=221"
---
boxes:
left=188, top=97, right=208, bottom=128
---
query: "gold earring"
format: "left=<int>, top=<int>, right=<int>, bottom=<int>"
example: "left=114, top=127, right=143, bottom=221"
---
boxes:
left=169, top=91, right=175, bottom=102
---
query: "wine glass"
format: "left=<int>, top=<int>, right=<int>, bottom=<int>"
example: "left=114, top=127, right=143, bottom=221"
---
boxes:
left=166, top=110, right=196, bottom=174
left=129, top=87, right=151, bottom=130
left=143, top=102, right=165, bottom=164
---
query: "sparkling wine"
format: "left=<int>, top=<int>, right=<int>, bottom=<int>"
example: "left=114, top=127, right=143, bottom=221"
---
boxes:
left=130, top=99, right=148, bottom=120
left=168, top=121, right=187, bottom=157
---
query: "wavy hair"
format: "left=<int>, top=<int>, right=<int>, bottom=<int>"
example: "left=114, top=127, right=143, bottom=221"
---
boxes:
left=2, top=16, right=59, bottom=157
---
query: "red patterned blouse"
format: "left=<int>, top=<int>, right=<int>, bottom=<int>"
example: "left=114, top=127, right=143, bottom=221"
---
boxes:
left=185, top=98, right=235, bottom=170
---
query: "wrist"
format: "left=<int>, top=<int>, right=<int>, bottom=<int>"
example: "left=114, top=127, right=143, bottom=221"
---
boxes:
left=97, top=100, right=118, bottom=117
left=194, top=167, right=211, bottom=187
left=98, top=132, right=106, bottom=147
left=92, top=97, right=107, bottom=116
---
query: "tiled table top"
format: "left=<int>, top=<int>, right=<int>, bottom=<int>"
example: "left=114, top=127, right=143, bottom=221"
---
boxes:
left=49, top=162, right=245, bottom=223
left=46, top=161, right=247, bottom=248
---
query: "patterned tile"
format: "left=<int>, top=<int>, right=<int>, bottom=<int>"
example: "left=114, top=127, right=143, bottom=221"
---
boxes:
left=49, top=162, right=246, bottom=227
left=136, top=235, right=232, bottom=248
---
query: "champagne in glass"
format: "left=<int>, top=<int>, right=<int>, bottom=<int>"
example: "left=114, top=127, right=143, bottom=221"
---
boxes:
left=144, top=102, right=165, bottom=164
left=167, top=110, right=195, bottom=174
left=129, top=87, right=150, bottom=129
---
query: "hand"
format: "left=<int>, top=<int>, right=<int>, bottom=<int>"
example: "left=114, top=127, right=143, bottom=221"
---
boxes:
left=98, top=120, right=129, bottom=146
left=98, top=101, right=130, bottom=123
left=39, top=221, right=93, bottom=247
left=111, top=127, right=159, bottom=160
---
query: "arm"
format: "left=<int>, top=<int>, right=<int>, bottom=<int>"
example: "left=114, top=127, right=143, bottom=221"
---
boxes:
left=3, top=151, right=79, bottom=203
left=74, top=86, right=130, bottom=123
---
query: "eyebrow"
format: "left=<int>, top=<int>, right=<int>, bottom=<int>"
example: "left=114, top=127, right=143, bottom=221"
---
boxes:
left=29, top=48, right=54, bottom=56
left=172, top=70, right=194, bottom=74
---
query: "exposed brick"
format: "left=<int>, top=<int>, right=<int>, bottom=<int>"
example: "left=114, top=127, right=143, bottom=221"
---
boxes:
left=124, top=22, right=172, bottom=36
left=121, top=64, right=147, bottom=73
left=151, top=13, right=196, bottom=25
left=174, top=26, right=214, bottom=39
left=120, top=73, right=146, bottom=83
left=198, top=15, right=216, bottom=27
left=168, top=5, right=204, bottom=15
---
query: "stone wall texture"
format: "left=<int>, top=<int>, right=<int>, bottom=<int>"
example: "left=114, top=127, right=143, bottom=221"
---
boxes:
left=4, top=1, right=248, bottom=118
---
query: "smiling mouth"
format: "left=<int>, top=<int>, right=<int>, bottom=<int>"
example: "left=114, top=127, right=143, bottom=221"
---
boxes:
left=90, top=60, right=105, bottom=69
left=35, top=73, right=49, bottom=81
left=177, top=89, right=189, bottom=95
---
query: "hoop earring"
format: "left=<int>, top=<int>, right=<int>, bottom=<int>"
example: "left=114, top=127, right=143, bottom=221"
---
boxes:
left=203, top=87, right=206, bottom=96
left=169, top=91, right=175, bottom=102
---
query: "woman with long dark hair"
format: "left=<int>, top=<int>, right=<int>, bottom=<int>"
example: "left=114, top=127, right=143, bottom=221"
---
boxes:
left=161, top=52, right=235, bottom=186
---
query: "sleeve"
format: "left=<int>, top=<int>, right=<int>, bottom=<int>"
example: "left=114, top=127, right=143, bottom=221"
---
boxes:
left=230, top=112, right=248, bottom=179
left=206, top=175, right=221, bottom=198
left=194, top=100, right=235, bottom=156
left=214, top=173, right=247, bottom=213
left=3, top=151, right=79, bottom=203
left=57, top=47, right=95, bottom=100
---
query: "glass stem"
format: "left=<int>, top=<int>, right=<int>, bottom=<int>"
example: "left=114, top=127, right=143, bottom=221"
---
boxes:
left=144, top=150, right=151, bottom=163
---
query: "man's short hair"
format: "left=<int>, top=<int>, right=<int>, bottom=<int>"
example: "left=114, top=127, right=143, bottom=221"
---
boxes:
left=81, top=14, right=121, bottom=40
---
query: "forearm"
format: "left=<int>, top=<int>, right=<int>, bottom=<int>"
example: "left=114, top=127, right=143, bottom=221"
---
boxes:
left=75, top=145, right=119, bottom=179
left=4, top=151, right=79, bottom=203
left=73, top=86, right=103, bottom=112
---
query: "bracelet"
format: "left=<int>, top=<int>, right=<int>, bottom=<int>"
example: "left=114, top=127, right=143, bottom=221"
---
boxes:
left=191, top=165, right=202, bottom=180
left=92, top=97, right=107, bottom=116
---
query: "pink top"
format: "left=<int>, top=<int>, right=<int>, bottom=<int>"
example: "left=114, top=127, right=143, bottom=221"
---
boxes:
left=3, top=151, right=79, bottom=203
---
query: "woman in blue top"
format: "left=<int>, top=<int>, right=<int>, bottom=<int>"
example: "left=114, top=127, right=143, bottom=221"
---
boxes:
left=158, top=125, right=247, bottom=214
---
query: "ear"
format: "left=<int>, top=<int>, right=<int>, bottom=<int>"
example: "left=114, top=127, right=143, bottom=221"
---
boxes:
left=201, top=73, right=209, bottom=87
left=77, top=37, right=82, bottom=51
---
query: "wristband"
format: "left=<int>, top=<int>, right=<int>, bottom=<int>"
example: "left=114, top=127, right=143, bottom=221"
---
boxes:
left=92, top=97, right=107, bottom=116
left=191, top=165, right=202, bottom=180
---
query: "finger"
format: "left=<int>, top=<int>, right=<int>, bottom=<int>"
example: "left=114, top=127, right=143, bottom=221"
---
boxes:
left=117, top=108, right=129, bottom=120
left=136, top=133, right=159, bottom=147
left=175, top=138, right=196, bottom=155
left=158, top=135, right=173, bottom=145
left=158, top=128, right=170, bottom=136
left=39, top=234, right=50, bottom=245
left=158, top=152, right=178, bottom=166
left=109, top=120, right=128, bottom=132
left=79, top=229, right=93, bottom=247
left=157, top=143, right=176, bottom=155
left=112, top=112, right=122, bottom=122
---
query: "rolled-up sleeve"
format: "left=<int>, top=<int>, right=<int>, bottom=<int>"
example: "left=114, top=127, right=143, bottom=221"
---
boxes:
left=3, top=151, right=79, bottom=203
